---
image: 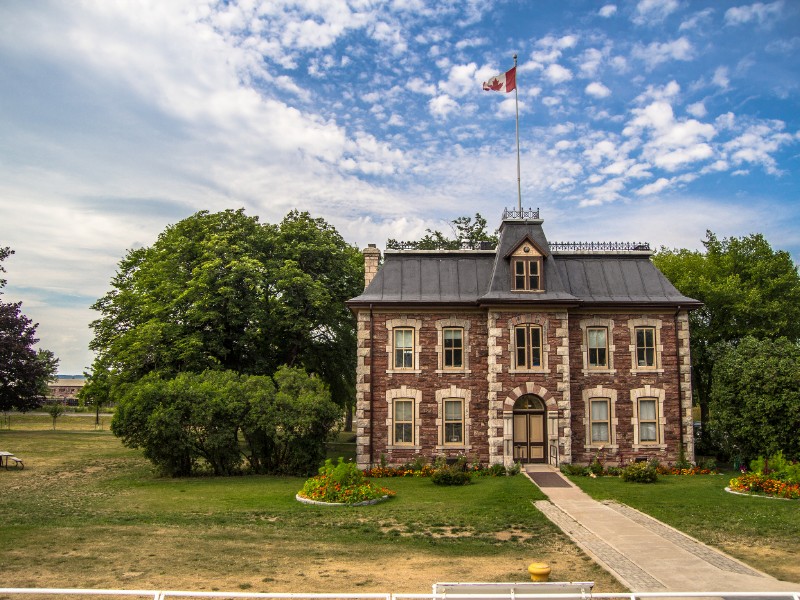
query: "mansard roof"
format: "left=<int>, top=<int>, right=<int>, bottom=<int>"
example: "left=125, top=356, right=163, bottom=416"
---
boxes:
left=347, top=211, right=701, bottom=309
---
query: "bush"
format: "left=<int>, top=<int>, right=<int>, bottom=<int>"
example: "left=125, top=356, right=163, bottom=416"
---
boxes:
left=431, top=465, right=472, bottom=486
left=560, top=463, right=589, bottom=477
left=486, top=463, right=506, bottom=477
left=112, top=366, right=341, bottom=477
left=506, top=461, right=522, bottom=476
left=622, top=461, right=658, bottom=483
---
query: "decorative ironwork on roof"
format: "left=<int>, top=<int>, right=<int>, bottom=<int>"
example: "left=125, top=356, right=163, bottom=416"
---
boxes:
left=388, top=240, right=496, bottom=251
left=550, top=241, right=651, bottom=252
left=502, top=207, right=540, bottom=220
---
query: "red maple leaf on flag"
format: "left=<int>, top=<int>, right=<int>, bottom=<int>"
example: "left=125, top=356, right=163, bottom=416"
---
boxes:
left=483, top=77, right=503, bottom=91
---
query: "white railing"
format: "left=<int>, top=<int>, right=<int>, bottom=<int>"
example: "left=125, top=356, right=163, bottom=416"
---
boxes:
left=1, top=589, right=799, bottom=600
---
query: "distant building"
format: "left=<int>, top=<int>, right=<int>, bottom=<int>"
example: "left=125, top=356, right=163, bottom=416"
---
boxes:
left=347, top=209, right=701, bottom=469
left=46, top=376, right=86, bottom=406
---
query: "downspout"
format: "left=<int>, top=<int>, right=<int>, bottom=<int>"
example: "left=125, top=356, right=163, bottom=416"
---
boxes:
left=369, top=303, right=375, bottom=468
left=674, top=307, right=685, bottom=459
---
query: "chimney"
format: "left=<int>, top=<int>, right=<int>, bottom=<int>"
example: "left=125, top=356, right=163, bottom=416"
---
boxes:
left=363, top=244, right=381, bottom=290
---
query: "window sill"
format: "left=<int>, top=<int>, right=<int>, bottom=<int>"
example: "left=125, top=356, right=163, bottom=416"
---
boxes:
left=630, top=368, right=664, bottom=375
left=435, top=369, right=472, bottom=375
left=386, top=369, right=422, bottom=375
left=582, top=368, right=617, bottom=376
left=632, top=443, right=667, bottom=450
left=509, top=368, right=551, bottom=374
left=586, top=444, right=619, bottom=450
left=387, top=444, right=421, bottom=451
left=436, top=444, right=471, bottom=451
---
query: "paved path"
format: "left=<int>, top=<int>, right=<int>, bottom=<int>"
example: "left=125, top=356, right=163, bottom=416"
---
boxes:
left=525, top=465, right=799, bottom=593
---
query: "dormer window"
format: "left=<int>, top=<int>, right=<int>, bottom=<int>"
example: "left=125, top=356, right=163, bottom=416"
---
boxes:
left=506, top=236, right=547, bottom=292
left=513, top=257, right=541, bottom=291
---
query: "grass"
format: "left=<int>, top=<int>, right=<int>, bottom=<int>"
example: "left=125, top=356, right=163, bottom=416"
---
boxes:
left=0, top=421, right=620, bottom=592
left=567, top=472, right=800, bottom=583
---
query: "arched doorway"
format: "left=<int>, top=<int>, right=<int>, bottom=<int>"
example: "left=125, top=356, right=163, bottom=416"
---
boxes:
left=513, top=394, right=547, bottom=463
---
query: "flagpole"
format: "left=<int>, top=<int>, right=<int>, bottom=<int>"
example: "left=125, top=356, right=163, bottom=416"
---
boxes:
left=513, top=53, right=521, bottom=212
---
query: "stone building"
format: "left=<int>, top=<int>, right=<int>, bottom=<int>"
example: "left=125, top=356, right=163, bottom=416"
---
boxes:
left=347, top=209, right=701, bottom=469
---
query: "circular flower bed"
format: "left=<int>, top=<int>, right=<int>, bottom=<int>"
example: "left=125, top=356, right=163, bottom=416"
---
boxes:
left=727, top=473, right=800, bottom=499
left=297, top=458, right=395, bottom=506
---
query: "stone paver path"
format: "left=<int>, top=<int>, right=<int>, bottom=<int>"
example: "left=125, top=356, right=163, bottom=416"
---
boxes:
left=525, top=465, right=799, bottom=593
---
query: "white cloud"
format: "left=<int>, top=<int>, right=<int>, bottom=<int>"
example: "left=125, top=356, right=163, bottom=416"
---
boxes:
left=633, top=0, right=680, bottom=25
left=686, top=102, right=707, bottom=118
left=545, top=64, right=573, bottom=84
left=679, top=8, right=714, bottom=31
left=599, top=5, right=617, bottom=17
left=585, top=82, right=611, bottom=98
left=632, top=37, right=694, bottom=69
left=439, top=62, right=480, bottom=97
left=712, top=66, right=730, bottom=89
left=579, top=48, right=605, bottom=77
left=428, top=94, right=458, bottom=119
left=635, top=177, right=671, bottom=196
left=407, top=77, right=436, bottom=95
left=722, top=121, right=794, bottom=174
left=724, top=1, right=784, bottom=26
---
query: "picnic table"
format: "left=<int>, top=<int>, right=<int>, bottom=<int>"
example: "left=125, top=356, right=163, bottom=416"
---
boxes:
left=0, top=451, right=24, bottom=469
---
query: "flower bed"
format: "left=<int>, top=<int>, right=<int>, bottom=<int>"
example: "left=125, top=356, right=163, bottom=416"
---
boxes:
left=297, top=458, right=395, bottom=506
left=728, top=473, right=800, bottom=499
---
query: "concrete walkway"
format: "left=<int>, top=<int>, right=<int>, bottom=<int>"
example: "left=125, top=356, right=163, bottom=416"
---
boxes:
left=525, top=464, right=799, bottom=593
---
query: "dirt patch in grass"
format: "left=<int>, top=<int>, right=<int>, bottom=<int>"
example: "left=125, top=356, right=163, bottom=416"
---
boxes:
left=1, top=526, right=621, bottom=592
left=718, top=541, right=800, bottom=584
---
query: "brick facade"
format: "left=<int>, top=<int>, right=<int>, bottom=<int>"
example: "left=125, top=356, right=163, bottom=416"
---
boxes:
left=349, top=213, right=699, bottom=469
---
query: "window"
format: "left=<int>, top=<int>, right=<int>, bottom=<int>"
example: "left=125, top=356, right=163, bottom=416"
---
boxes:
left=443, top=327, right=463, bottom=369
left=515, top=325, right=542, bottom=369
left=512, top=258, right=542, bottom=291
left=587, top=327, right=608, bottom=369
left=636, top=327, right=655, bottom=368
left=590, top=399, right=610, bottom=444
left=638, top=398, right=658, bottom=443
left=394, top=399, right=414, bottom=445
left=444, top=399, right=464, bottom=444
left=393, top=327, right=414, bottom=369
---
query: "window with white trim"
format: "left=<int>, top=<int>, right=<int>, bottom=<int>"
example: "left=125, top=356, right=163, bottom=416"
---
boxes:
left=515, top=324, right=542, bottom=369
left=638, top=398, right=658, bottom=443
left=443, top=327, right=463, bottom=369
left=443, top=399, right=464, bottom=444
left=393, top=328, right=414, bottom=369
left=588, top=327, right=608, bottom=369
left=512, top=258, right=542, bottom=291
left=393, top=399, right=414, bottom=445
left=628, top=318, right=664, bottom=374
left=635, top=327, right=656, bottom=368
left=590, top=398, right=611, bottom=444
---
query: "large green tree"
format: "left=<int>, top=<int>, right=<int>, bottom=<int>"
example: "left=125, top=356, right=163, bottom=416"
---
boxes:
left=84, top=209, right=363, bottom=409
left=0, top=247, right=59, bottom=412
left=653, top=232, right=800, bottom=450
left=710, top=337, right=800, bottom=462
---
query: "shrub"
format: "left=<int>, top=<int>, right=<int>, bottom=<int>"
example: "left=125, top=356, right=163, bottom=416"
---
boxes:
left=622, top=461, right=658, bottom=483
left=486, top=463, right=506, bottom=477
left=506, top=461, right=522, bottom=476
left=560, top=463, right=589, bottom=477
left=431, top=465, right=472, bottom=486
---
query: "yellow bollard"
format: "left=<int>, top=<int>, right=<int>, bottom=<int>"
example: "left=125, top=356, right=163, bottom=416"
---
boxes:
left=528, top=562, right=551, bottom=582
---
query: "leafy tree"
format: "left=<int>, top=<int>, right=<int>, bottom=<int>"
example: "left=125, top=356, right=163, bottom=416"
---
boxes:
left=0, top=247, right=59, bottom=412
left=44, top=400, right=66, bottom=430
left=111, top=367, right=340, bottom=477
left=710, top=337, right=800, bottom=463
left=387, top=213, right=498, bottom=249
left=653, top=232, right=800, bottom=450
left=87, top=209, right=363, bottom=409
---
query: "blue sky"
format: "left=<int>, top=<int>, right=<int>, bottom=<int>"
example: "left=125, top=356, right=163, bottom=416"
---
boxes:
left=1, top=0, right=798, bottom=374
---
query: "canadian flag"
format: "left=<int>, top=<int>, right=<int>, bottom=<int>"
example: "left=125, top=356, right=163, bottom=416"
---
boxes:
left=482, top=66, right=516, bottom=93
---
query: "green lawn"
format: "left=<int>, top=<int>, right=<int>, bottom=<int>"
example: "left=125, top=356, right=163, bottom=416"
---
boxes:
left=567, top=472, right=800, bottom=583
left=0, top=426, right=620, bottom=592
